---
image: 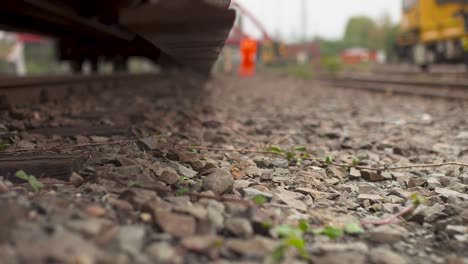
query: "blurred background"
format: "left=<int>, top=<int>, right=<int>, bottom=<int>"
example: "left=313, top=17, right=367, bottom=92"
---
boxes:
left=0, top=0, right=467, bottom=76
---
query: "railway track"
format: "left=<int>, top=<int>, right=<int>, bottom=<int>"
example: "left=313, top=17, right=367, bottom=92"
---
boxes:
left=321, top=74, right=468, bottom=100
left=0, top=72, right=185, bottom=181
left=0, top=73, right=172, bottom=107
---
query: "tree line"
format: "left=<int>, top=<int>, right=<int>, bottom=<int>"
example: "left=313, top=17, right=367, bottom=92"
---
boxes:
left=317, top=14, right=399, bottom=61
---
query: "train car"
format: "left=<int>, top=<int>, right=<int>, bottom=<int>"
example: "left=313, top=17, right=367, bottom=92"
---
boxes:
left=0, top=0, right=235, bottom=74
left=397, top=0, right=468, bottom=70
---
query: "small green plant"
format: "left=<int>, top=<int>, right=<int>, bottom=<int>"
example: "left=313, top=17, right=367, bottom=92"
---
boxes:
left=0, top=142, right=10, bottom=150
left=352, top=158, right=360, bottom=166
left=175, top=188, right=190, bottom=196
left=253, top=194, right=267, bottom=206
left=15, top=170, right=44, bottom=192
left=344, top=223, right=364, bottom=235
left=272, top=223, right=309, bottom=262
left=410, top=193, right=426, bottom=206
left=179, top=175, right=190, bottom=182
left=325, top=156, right=334, bottom=165
left=312, top=225, right=343, bottom=239
left=294, top=146, right=307, bottom=152
left=285, top=152, right=295, bottom=160
left=127, top=181, right=141, bottom=188
left=267, top=146, right=285, bottom=154
left=322, top=56, right=342, bottom=75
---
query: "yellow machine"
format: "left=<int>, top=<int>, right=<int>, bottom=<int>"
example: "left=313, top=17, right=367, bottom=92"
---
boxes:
left=397, top=0, right=468, bottom=69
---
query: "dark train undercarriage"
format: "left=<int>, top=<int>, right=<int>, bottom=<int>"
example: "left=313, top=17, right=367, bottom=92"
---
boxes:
left=0, top=0, right=235, bottom=74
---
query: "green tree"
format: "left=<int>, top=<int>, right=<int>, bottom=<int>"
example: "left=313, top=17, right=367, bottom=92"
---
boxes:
left=343, top=16, right=375, bottom=47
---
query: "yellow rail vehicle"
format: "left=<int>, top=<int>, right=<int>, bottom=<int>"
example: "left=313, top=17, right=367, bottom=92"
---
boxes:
left=397, top=0, right=468, bottom=69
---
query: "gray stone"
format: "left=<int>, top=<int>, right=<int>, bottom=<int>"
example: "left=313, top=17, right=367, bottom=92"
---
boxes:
left=392, top=172, right=410, bottom=183
left=136, top=136, right=159, bottom=151
left=173, top=204, right=208, bottom=220
left=16, top=140, right=36, bottom=150
left=66, top=218, right=112, bottom=237
left=369, top=247, right=407, bottom=264
left=145, top=242, right=181, bottom=263
left=460, top=176, right=468, bottom=185
left=181, top=235, right=223, bottom=252
left=357, top=194, right=384, bottom=204
left=447, top=182, right=467, bottom=193
left=314, top=242, right=368, bottom=253
left=275, top=187, right=308, bottom=212
left=361, top=171, right=385, bottom=182
left=242, top=187, right=274, bottom=200
left=435, top=187, right=468, bottom=201
left=439, top=177, right=452, bottom=187
left=15, top=227, right=105, bottom=263
left=271, top=158, right=289, bottom=168
left=369, top=225, right=408, bottom=244
left=407, top=177, right=427, bottom=188
left=159, top=170, right=179, bottom=185
left=381, top=171, right=393, bottom=180
left=385, top=195, right=405, bottom=205
left=175, top=163, right=198, bottom=178
left=445, top=225, right=467, bottom=236
left=207, top=206, right=224, bottom=229
left=155, top=212, right=196, bottom=238
left=225, top=218, right=253, bottom=238
left=313, top=252, right=366, bottom=264
left=203, top=169, right=234, bottom=195
left=456, top=131, right=468, bottom=139
left=349, top=168, right=361, bottom=179
left=225, top=236, right=277, bottom=257
left=233, top=180, right=251, bottom=190
left=296, top=188, right=339, bottom=200
left=427, top=178, right=442, bottom=189
left=117, top=225, right=145, bottom=256
left=454, top=234, right=468, bottom=242
left=357, top=182, right=380, bottom=194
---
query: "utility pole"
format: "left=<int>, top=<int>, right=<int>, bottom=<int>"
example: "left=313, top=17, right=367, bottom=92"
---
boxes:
left=301, top=0, right=307, bottom=43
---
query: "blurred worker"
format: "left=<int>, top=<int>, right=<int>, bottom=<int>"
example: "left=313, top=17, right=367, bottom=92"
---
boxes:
left=239, top=37, right=257, bottom=77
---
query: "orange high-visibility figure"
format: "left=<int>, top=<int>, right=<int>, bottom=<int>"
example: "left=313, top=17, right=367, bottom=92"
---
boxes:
left=239, top=37, right=257, bottom=77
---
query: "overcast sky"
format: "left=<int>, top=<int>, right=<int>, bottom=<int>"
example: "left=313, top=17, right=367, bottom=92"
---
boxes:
left=234, top=0, right=402, bottom=41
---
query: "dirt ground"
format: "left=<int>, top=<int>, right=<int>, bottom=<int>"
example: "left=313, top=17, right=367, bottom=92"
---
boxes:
left=0, top=73, right=467, bottom=264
